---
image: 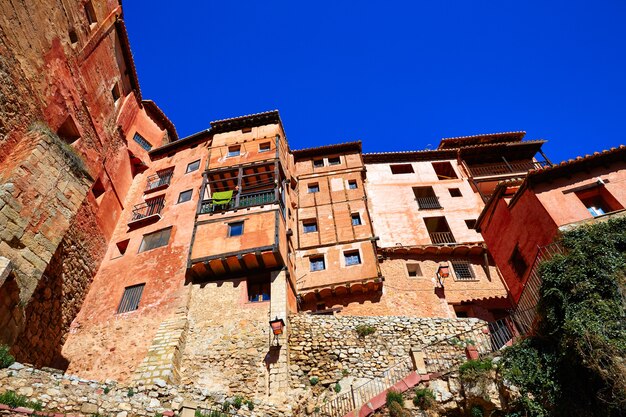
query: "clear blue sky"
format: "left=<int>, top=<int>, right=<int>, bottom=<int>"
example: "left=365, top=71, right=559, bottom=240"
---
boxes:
left=123, top=1, right=626, bottom=163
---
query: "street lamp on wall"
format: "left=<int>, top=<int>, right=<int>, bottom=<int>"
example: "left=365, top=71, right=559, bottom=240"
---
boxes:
left=436, top=263, right=450, bottom=288
left=269, top=316, right=285, bottom=346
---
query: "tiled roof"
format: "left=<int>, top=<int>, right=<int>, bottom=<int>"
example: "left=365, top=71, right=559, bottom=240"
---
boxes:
left=292, top=141, right=362, bottom=159
left=438, top=131, right=526, bottom=149
left=210, top=110, right=281, bottom=132
left=363, top=148, right=457, bottom=163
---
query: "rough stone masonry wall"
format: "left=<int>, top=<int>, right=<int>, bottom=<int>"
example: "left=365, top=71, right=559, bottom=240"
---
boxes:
left=288, top=314, right=488, bottom=389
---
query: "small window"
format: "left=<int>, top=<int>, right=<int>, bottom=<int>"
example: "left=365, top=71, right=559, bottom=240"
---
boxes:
left=178, top=189, right=193, bottom=204
left=227, top=145, right=241, bottom=157
left=432, top=162, right=458, bottom=180
left=344, top=251, right=361, bottom=266
left=186, top=160, right=200, bottom=173
left=84, top=1, right=97, bottom=25
left=303, top=220, right=318, bottom=233
left=259, top=142, right=271, bottom=152
left=576, top=192, right=612, bottom=217
left=242, top=127, right=252, bottom=133
left=117, top=283, right=145, bottom=314
left=69, top=29, right=78, bottom=45
left=247, top=277, right=270, bottom=302
left=308, top=183, right=320, bottom=193
left=406, top=263, right=422, bottom=277
left=510, top=245, right=528, bottom=279
left=57, top=116, right=81, bottom=144
left=465, top=219, right=477, bottom=229
left=449, top=188, right=462, bottom=197
left=115, top=239, right=130, bottom=256
left=390, top=164, right=414, bottom=174
left=138, top=228, right=172, bottom=253
left=328, top=156, right=341, bottom=165
left=133, top=132, right=152, bottom=151
left=228, top=221, right=244, bottom=237
left=313, top=159, right=325, bottom=168
left=310, top=256, right=325, bottom=272
left=92, top=177, right=106, bottom=200
left=451, top=260, right=475, bottom=281
left=351, top=213, right=362, bottom=226
left=111, top=83, right=121, bottom=102
left=348, top=180, right=358, bottom=189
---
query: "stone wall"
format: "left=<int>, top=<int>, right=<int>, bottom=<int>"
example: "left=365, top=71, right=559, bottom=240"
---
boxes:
left=288, top=314, right=488, bottom=388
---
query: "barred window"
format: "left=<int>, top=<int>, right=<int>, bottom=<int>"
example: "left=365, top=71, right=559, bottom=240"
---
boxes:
left=451, top=260, right=476, bottom=281
left=117, top=283, right=144, bottom=313
left=133, top=133, right=152, bottom=151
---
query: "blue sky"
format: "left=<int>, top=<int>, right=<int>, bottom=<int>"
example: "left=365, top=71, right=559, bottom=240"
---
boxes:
left=124, top=1, right=626, bottom=163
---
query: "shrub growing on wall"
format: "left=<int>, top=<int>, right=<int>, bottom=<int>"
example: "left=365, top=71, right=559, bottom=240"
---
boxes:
left=501, top=216, right=626, bottom=417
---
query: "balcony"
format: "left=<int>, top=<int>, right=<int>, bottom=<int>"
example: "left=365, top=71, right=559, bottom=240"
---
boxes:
left=429, top=231, right=456, bottom=245
left=200, top=189, right=276, bottom=214
left=467, top=160, right=548, bottom=178
left=416, top=196, right=442, bottom=210
left=129, top=195, right=164, bottom=226
left=144, top=168, right=174, bottom=193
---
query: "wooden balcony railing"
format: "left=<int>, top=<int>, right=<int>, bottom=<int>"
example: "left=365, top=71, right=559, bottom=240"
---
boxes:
left=131, top=196, right=165, bottom=222
left=416, top=196, right=442, bottom=210
left=145, top=168, right=174, bottom=193
left=199, top=189, right=276, bottom=214
left=467, top=160, right=548, bottom=178
left=429, top=231, right=456, bottom=244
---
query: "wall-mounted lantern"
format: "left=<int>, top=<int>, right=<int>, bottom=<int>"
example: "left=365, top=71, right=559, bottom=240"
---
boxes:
left=269, top=316, right=286, bottom=346
left=436, top=263, right=450, bottom=288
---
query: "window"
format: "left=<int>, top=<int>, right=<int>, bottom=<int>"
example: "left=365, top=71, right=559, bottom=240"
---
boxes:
left=390, top=164, right=414, bottom=174
left=111, top=83, right=121, bottom=102
left=117, top=284, right=144, bottom=314
left=510, top=245, right=528, bottom=279
left=228, top=221, right=244, bottom=237
left=259, top=142, right=271, bottom=152
left=344, top=251, right=361, bottom=266
left=227, top=145, right=241, bottom=157
left=413, top=186, right=441, bottom=210
left=57, top=116, right=81, bottom=144
left=69, top=29, right=78, bottom=45
left=465, top=219, right=477, bottom=229
left=313, top=159, right=325, bottom=168
left=351, top=213, right=362, bottom=226
left=178, top=189, right=193, bottom=203
left=242, top=127, right=252, bottom=133
left=138, top=228, right=172, bottom=253
left=424, top=216, right=455, bottom=244
left=432, top=162, right=458, bottom=180
left=308, top=183, right=320, bottom=193
left=449, top=188, right=462, bottom=197
left=84, top=1, right=97, bottom=25
left=115, top=239, right=130, bottom=256
left=328, top=156, right=341, bottom=165
left=451, top=260, right=475, bottom=281
left=310, top=256, right=325, bottom=272
left=406, top=263, right=422, bottom=277
left=133, top=133, right=152, bottom=151
left=186, top=160, right=200, bottom=173
left=92, top=178, right=105, bottom=201
left=577, top=192, right=611, bottom=217
left=348, top=180, right=358, bottom=189
left=303, top=220, right=318, bottom=233
left=247, top=276, right=270, bottom=302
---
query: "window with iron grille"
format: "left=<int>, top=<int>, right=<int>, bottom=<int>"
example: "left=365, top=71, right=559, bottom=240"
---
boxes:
left=117, top=283, right=144, bottom=314
left=451, top=260, right=475, bottom=281
left=138, top=227, right=171, bottom=253
left=133, top=133, right=152, bottom=151
left=310, top=256, right=325, bottom=272
left=344, top=251, right=361, bottom=266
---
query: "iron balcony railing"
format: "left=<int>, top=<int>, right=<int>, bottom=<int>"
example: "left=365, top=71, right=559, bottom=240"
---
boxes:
left=416, top=196, right=442, bottom=210
left=467, top=160, right=548, bottom=178
left=199, top=189, right=276, bottom=214
left=429, top=231, right=456, bottom=244
left=131, top=196, right=165, bottom=222
left=145, top=168, right=174, bottom=192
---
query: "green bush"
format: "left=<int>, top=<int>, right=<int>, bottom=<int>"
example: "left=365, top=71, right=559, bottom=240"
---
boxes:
left=412, top=387, right=435, bottom=409
left=0, top=390, right=43, bottom=411
left=126, top=388, right=134, bottom=397
left=221, top=401, right=231, bottom=412
left=232, top=396, right=243, bottom=409
left=459, top=358, right=492, bottom=381
left=0, top=345, right=15, bottom=369
left=355, top=324, right=376, bottom=337
left=309, top=376, right=319, bottom=386
left=388, top=401, right=410, bottom=417
left=333, top=383, right=341, bottom=393
left=245, top=400, right=254, bottom=411
left=385, top=389, right=404, bottom=407
left=470, top=405, right=484, bottom=417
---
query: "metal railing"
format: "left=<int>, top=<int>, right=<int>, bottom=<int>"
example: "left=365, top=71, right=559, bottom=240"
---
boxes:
left=131, top=196, right=164, bottom=221
left=429, top=231, right=456, bottom=244
left=199, top=189, right=276, bottom=214
left=145, top=169, right=173, bottom=192
left=416, top=196, right=442, bottom=210
left=467, top=160, right=548, bottom=178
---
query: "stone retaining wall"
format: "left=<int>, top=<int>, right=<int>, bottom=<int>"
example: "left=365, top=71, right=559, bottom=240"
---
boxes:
left=288, top=314, right=487, bottom=388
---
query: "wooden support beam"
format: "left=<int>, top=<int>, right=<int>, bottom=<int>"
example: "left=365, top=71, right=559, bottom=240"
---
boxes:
left=221, top=258, right=231, bottom=274
left=255, top=251, right=265, bottom=269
